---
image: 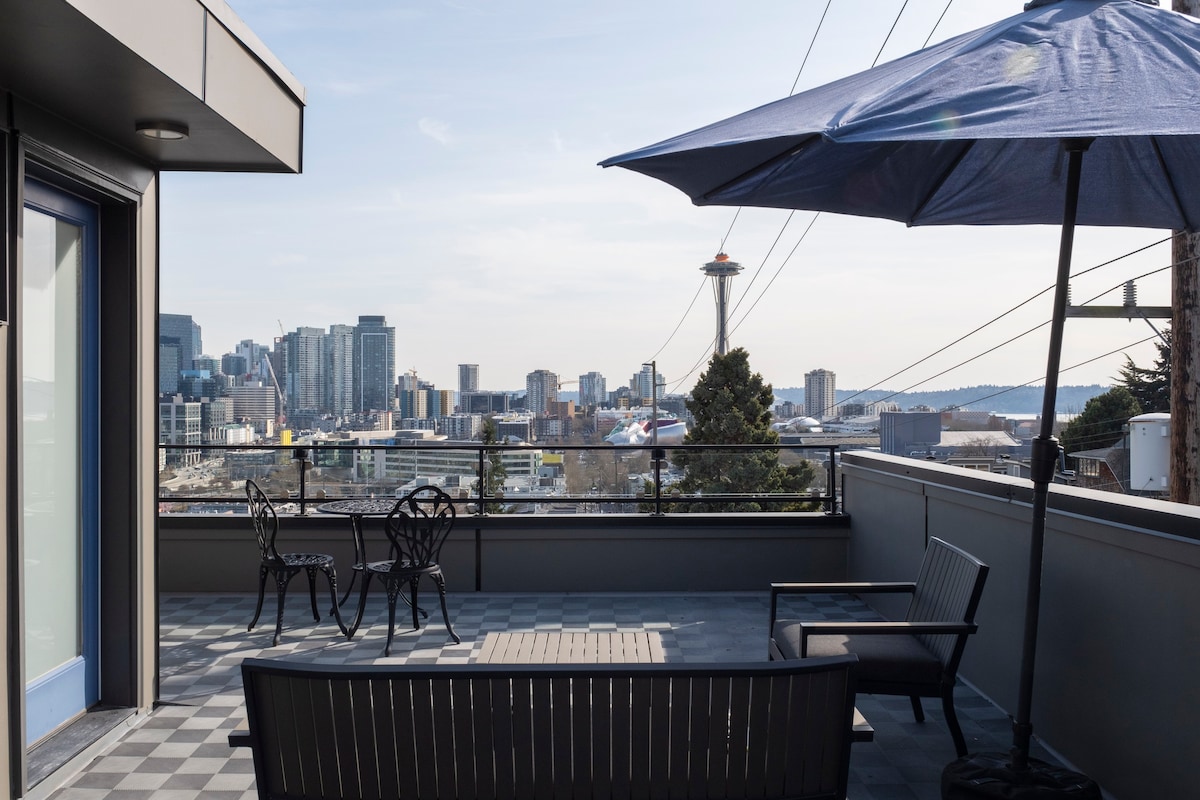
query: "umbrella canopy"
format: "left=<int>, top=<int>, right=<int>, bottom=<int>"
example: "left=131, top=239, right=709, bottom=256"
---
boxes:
left=602, top=0, right=1200, bottom=231
left=602, top=0, right=1199, bottom=781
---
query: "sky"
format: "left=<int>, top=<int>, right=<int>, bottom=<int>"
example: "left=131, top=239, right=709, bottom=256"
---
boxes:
left=159, top=0, right=1175, bottom=399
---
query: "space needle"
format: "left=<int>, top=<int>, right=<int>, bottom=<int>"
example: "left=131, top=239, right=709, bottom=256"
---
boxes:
left=702, top=252, right=743, bottom=355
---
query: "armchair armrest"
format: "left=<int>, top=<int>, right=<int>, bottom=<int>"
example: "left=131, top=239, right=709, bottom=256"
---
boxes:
left=794, top=620, right=979, bottom=657
left=770, top=582, right=917, bottom=595
left=769, top=581, right=916, bottom=630
left=228, top=720, right=252, bottom=749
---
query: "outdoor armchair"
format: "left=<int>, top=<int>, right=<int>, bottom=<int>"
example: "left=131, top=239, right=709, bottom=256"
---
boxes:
left=768, top=536, right=988, bottom=757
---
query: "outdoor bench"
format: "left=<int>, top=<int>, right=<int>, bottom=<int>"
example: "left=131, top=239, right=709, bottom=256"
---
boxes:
left=230, top=654, right=860, bottom=800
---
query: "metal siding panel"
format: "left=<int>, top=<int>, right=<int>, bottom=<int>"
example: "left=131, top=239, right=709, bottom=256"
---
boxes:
left=203, top=14, right=302, bottom=171
left=66, top=0, right=205, bottom=97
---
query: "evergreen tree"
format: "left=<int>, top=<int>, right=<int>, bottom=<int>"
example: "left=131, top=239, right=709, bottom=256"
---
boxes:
left=472, top=418, right=508, bottom=511
left=1118, top=329, right=1170, bottom=412
left=672, top=348, right=815, bottom=511
left=1059, top=386, right=1142, bottom=454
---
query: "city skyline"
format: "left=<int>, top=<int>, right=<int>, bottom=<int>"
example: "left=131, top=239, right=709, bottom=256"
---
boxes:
left=167, top=309, right=1119, bottom=401
left=160, top=1, right=1170, bottom=395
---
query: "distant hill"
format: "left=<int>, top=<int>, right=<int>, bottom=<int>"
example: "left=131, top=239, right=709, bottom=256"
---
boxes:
left=770, top=384, right=1109, bottom=416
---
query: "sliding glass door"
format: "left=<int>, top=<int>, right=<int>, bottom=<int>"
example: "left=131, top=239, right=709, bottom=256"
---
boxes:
left=21, top=179, right=100, bottom=745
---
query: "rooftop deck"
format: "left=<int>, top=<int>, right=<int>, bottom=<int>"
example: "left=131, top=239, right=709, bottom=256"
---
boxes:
left=43, top=591, right=1053, bottom=800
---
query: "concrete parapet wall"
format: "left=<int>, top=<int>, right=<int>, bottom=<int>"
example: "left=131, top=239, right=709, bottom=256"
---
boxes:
left=840, top=451, right=1200, bottom=800
left=158, top=512, right=852, bottom=594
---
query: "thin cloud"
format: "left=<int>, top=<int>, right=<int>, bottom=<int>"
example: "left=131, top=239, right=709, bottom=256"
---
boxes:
left=418, top=117, right=454, bottom=145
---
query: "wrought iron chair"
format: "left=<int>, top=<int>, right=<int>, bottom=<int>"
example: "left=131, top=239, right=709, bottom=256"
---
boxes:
left=245, top=479, right=346, bottom=646
left=348, top=485, right=460, bottom=654
left=768, top=536, right=989, bottom=757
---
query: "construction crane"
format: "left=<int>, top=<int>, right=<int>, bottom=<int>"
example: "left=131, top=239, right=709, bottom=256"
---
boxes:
left=264, top=320, right=287, bottom=425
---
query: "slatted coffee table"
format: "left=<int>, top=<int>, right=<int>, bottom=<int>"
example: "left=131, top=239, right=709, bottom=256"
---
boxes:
left=476, top=629, right=873, bottom=741
left=477, top=630, right=664, bottom=664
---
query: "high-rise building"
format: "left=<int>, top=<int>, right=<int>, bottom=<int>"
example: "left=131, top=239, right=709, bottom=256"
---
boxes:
left=458, top=364, right=479, bottom=394
left=804, top=368, right=837, bottom=420
left=158, top=343, right=181, bottom=394
left=193, top=354, right=219, bottom=374
left=284, top=326, right=325, bottom=414
left=354, top=315, right=396, bottom=413
left=525, top=369, right=558, bottom=415
left=632, top=365, right=665, bottom=406
left=236, top=339, right=267, bottom=378
left=579, top=371, right=607, bottom=407
left=159, top=313, right=202, bottom=394
left=222, top=353, right=248, bottom=379
left=432, top=389, right=455, bottom=417
left=324, top=324, right=355, bottom=416
left=160, top=313, right=202, bottom=367
left=398, top=388, right=429, bottom=419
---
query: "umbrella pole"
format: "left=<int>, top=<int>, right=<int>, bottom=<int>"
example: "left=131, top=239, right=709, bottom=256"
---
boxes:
left=1012, top=138, right=1092, bottom=770
left=942, top=140, right=1101, bottom=799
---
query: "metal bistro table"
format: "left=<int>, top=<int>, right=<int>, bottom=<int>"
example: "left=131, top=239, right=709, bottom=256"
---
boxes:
left=315, top=498, right=397, bottom=609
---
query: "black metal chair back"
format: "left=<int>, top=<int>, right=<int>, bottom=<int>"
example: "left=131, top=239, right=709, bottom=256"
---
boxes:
left=246, top=479, right=283, bottom=563
left=243, top=479, right=346, bottom=645
left=384, top=485, right=456, bottom=571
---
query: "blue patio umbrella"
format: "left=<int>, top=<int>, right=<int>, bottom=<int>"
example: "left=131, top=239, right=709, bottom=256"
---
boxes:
left=603, top=0, right=1197, bottom=791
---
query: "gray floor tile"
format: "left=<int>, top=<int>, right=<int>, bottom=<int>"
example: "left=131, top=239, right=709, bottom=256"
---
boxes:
left=38, top=591, right=1052, bottom=800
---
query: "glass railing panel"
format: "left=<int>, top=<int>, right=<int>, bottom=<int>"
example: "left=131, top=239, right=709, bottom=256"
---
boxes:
left=157, top=442, right=839, bottom=516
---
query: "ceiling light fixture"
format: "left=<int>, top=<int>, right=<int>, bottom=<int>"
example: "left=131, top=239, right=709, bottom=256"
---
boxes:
left=135, top=121, right=189, bottom=141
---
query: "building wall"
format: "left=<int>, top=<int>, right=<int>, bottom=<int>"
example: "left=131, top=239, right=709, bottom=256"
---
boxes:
left=458, top=363, right=479, bottom=394
left=2, top=125, right=158, bottom=796
left=1, top=1, right=304, bottom=793
left=878, top=410, right=941, bottom=455
left=325, top=324, right=354, bottom=416
left=840, top=451, right=1200, bottom=800
left=803, top=368, right=836, bottom=419
left=354, top=316, right=395, bottom=413
left=525, top=369, right=558, bottom=415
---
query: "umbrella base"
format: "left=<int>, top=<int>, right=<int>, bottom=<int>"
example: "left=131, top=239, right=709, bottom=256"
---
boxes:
left=942, top=753, right=1101, bottom=799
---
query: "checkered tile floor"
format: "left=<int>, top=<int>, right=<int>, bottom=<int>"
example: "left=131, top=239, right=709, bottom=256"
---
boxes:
left=42, top=591, right=1055, bottom=800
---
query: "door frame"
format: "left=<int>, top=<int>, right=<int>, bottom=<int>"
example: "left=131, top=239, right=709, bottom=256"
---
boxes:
left=20, top=178, right=101, bottom=746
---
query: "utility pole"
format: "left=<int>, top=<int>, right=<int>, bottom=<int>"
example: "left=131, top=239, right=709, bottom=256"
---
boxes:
left=1172, top=0, right=1200, bottom=504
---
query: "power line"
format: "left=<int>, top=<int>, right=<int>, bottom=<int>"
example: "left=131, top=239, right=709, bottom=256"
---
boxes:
left=728, top=213, right=821, bottom=339
left=831, top=238, right=1171, bottom=412
left=643, top=277, right=709, bottom=365
left=722, top=0, right=928, bottom=339
left=879, top=334, right=1159, bottom=417
left=923, top=1, right=955, bottom=48
left=788, top=0, right=834, bottom=96
left=670, top=0, right=924, bottom=382
left=874, top=0, right=913, bottom=65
